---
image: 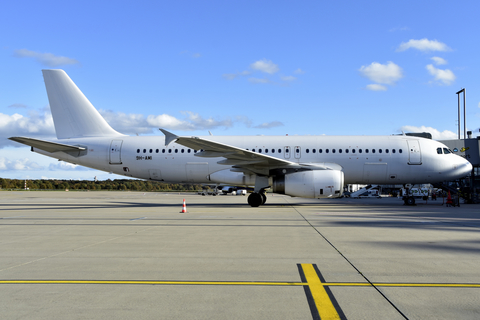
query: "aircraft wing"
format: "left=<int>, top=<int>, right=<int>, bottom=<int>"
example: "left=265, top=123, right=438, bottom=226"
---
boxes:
left=160, top=129, right=338, bottom=175
left=8, top=137, right=86, bottom=153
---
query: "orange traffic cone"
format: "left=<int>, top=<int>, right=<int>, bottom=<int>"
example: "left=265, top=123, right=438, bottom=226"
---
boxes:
left=180, top=199, right=187, bottom=213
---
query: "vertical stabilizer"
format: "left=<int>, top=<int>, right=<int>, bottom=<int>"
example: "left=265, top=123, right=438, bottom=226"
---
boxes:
left=42, top=69, right=124, bottom=139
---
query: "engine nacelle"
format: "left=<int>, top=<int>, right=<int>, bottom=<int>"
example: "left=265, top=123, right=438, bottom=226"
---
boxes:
left=273, top=170, right=344, bottom=198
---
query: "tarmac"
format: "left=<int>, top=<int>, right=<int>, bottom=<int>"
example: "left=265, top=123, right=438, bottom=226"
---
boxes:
left=0, top=191, right=479, bottom=319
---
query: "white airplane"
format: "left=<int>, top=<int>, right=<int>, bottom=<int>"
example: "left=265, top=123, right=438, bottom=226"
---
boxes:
left=9, top=70, right=472, bottom=206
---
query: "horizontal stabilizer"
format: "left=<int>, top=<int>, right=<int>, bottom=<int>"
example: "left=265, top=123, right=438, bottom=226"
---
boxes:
left=8, top=137, right=86, bottom=153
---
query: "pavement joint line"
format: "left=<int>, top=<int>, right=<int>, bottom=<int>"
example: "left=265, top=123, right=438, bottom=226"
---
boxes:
left=1, top=280, right=480, bottom=288
left=286, top=199, right=409, bottom=320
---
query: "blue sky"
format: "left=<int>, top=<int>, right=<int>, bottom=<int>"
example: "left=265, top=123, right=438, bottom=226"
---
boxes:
left=1, top=0, right=480, bottom=180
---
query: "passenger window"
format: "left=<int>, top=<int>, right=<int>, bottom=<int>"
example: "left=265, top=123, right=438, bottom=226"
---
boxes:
left=392, top=149, right=396, bottom=154
left=399, top=149, right=403, bottom=153
left=437, top=148, right=443, bottom=154
left=265, top=149, right=268, bottom=153
left=332, top=149, right=336, bottom=153
left=319, top=149, right=323, bottom=153
left=385, top=149, right=389, bottom=153
left=365, top=149, right=369, bottom=153
left=345, top=149, right=349, bottom=153
left=339, top=149, right=342, bottom=153
left=156, top=149, right=159, bottom=153
left=168, top=149, right=172, bottom=153
left=143, top=149, right=146, bottom=153
left=162, top=149, right=165, bottom=153
left=252, top=149, right=256, bottom=152
left=137, top=149, right=140, bottom=153
left=181, top=149, right=184, bottom=153
left=278, top=149, right=281, bottom=153
left=326, top=149, right=329, bottom=153
left=379, top=149, right=382, bottom=153
left=352, top=149, right=355, bottom=153
left=259, top=149, right=262, bottom=153
left=312, top=149, right=316, bottom=154
left=372, top=149, right=376, bottom=153
left=306, top=149, right=310, bottom=153
left=359, top=149, right=362, bottom=153
left=188, top=149, right=191, bottom=153
left=272, top=149, right=275, bottom=153
left=443, top=148, right=450, bottom=154
left=175, top=149, right=178, bottom=153
left=296, top=148, right=300, bottom=153
left=149, top=149, right=153, bottom=153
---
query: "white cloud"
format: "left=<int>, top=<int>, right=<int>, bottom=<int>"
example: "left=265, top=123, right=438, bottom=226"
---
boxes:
left=397, top=39, right=451, bottom=52
left=0, top=110, right=55, bottom=148
left=250, top=59, right=279, bottom=74
left=431, top=56, right=447, bottom=65
left=365, top=84, right=387, bottom=91
left=14, top=49, right=80, bottom=67
left=253, top=121, right=284, bottom=129
left=400, top=125, right=457, bottom=140
left=294, top=68, right=305, bottom=74
left=0, top=157, right=44, bottom=171
left=99, top=110, right=151, bottom=134
left=389, top=26, right=410, bottom=32
left=8, top=103, right=28, bottom=109
left=426, top=64, right=456, bottom=85
left=48, top=162, right=91, bottom=171
left=280, top=75, right=297, bottom=82
left=222, top=73, right=239, bottom=80
left=359, top=61, right=403, bottom=85
left=248, top=78, right=271, bottom=84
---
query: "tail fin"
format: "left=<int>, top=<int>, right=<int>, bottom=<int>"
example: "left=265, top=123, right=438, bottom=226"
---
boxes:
left=42, top=69, right=124, bottom=139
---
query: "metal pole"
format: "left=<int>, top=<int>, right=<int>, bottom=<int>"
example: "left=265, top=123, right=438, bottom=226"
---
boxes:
left=456, top=89, right=464, bottom=139
left=463, top=89, right=466, bottom=140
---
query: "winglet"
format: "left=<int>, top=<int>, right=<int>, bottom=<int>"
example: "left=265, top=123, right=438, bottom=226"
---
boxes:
left=159, top=129, right=179, bottom=146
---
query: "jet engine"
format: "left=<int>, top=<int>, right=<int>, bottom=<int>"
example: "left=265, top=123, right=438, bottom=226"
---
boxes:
left=272, top=170, right=344, bottom=198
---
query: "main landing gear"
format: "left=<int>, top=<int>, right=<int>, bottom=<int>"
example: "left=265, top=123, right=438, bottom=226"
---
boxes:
left=247, top=192, right=267, bottom=207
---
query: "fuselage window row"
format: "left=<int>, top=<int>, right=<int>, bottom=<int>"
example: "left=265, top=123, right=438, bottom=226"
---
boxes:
left=136, top=147, right=404, bottom=155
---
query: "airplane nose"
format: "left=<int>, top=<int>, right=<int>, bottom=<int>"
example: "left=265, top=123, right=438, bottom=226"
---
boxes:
left=455, top=158, right=472, bottom=178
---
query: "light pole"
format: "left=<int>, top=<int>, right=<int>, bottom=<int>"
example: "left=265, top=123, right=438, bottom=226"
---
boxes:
left=456, top=88, right=466, bottom=139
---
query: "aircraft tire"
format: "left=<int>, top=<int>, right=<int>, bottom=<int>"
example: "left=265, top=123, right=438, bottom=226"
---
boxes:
left=248, top=193, right=263, bottom=207
left=260, top=193, right=267, bottom=205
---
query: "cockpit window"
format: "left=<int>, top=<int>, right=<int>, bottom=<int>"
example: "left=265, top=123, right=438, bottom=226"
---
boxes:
left=443, top=148, right=451, bottom=154
left=437, top=148, right=443, bottom=154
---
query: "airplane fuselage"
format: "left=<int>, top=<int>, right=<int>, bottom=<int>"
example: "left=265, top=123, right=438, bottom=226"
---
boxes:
left=34, top=134, right=471, bottom=186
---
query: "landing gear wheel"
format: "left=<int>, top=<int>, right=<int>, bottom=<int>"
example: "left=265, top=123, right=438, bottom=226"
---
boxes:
left=248, top=193, right=263, bottom=207
left=260, top=193, right=267, bottom=205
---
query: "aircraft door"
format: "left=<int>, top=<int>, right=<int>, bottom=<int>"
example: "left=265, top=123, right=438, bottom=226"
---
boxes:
left=109, top=140, right=123, bottom=164
left=407, top=140, right=422, bottom=165
left=284, top=146, right=291, bottom=159
left=294, top=146, right=301, bottom=159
